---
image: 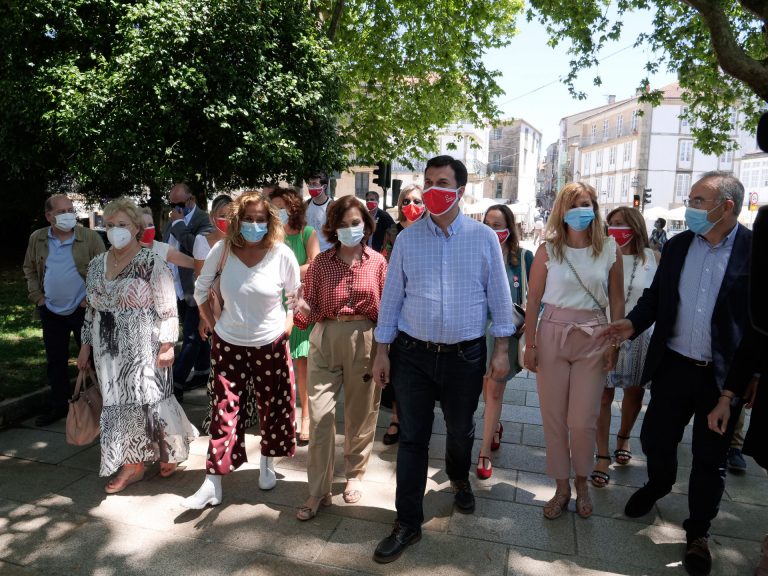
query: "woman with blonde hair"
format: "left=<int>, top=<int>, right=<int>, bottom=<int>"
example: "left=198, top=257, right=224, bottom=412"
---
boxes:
left=77, top=197, right=198, bottom=493
left=183, top=191, right=300, bottom=509
left=590, top=206, right=659, bottom=487
left=523, top=182, right=624, bottom=519
left=380, top=184, right=425, bottom=444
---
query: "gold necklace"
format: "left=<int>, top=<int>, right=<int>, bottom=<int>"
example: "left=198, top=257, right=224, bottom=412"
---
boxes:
left=110, top=247, right=135, bottom=269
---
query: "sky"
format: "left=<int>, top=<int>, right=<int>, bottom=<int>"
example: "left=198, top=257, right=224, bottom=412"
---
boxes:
left=483, top=11, right=678, bottom=148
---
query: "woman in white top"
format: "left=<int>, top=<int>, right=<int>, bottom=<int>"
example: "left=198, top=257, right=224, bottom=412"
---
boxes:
left=138, top=208, right=194, bottom=269
left=591, top=207, right=660, bottom=488
left=182, top=191, right=300, bottom=509
left=524, top=182, right=624, bottom=520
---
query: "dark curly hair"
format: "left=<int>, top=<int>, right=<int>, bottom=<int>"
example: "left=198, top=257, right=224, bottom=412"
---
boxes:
left=268, top=187, right=306, bottom=231
left=322, top=195, right=375, bottom=247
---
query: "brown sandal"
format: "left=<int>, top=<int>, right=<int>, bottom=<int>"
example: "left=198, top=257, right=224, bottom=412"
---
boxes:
left=105, top=464, right=145, bottom=494
left=296, top=493, right=332, bottom=521
left=576, top=489, right=593, bottom=518
left=543, top=490, right=571, bottom=520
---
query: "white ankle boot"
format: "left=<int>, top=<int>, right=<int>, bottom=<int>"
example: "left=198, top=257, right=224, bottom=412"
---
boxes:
left=259, top=455, right=276, bottom=490
left=181, top=474, right=222, bottom=509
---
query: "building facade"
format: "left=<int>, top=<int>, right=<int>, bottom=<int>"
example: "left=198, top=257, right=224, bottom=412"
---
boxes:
left=484, top=118, right=542, bottom=204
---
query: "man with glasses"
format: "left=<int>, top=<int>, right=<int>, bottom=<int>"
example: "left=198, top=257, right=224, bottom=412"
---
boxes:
left=23, top=194, right=105, bottom=425
left=163, top=183, right=212, bottom=401
left=601, top=171, right=752, bottom=576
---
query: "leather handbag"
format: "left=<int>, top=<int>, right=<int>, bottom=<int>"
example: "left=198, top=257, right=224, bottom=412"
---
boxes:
left=66, top=368, right=102, bottom=446
left=209, top=243, right=230, bottom=322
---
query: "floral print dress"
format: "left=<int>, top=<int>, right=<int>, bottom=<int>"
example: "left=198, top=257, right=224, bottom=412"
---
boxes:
left=83, top=248, right=198, bottom=476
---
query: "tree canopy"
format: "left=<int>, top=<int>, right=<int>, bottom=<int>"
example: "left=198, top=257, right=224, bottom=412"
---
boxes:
left=528, top=0, right=768, bottom=155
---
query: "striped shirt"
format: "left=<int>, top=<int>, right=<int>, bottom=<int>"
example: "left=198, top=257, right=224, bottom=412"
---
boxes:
left=374, top=213, right=515, bottom=344
left=667, top=224, right=738, bottom=361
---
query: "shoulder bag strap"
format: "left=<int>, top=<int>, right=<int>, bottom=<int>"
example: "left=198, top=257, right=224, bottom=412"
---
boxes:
left=562, top=252, right=603, bottom=311
left=216, top=242, right=230, bottom=277
left=520, top=249, right=529, bottom=305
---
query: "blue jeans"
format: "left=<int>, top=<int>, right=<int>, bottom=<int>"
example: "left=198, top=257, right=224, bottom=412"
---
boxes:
left=390, top=332, right=486, bottom=530
left=173, top=299, right=210, bottom=388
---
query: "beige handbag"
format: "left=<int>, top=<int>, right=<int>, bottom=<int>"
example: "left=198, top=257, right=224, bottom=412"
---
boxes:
left=209, top=243, right=230, bottom=321
left=65, top=368, right=102, bottom=446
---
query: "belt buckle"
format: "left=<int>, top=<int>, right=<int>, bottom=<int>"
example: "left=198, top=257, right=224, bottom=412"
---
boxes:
left=435, top=343, right=443, bottom=353
left=695, top=359, right=709, bottom=367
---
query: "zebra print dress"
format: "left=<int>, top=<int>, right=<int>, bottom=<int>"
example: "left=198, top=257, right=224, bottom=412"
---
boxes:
left=83, top=248, right=198, bottom=476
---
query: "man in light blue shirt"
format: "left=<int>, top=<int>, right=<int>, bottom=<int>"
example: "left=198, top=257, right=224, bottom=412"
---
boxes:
left=23, top=194, right=105, bottom=425
left=372, top=156, right=515, bottom=563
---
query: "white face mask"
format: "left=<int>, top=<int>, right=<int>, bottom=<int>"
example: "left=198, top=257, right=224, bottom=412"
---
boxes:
left=54, top=213, right=77, bottom=232
left=107, top=227, right=134, bottom=249
left=337, top=224, right=365, bottom=247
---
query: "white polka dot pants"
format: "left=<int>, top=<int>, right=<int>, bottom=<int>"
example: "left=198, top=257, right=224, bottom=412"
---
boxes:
left=205, top=333, right=296, bottom=475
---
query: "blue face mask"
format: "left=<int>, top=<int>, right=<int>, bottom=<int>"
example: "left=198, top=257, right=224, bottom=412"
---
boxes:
left=685, top=203, right=723, bottom=236
left=337, top=224, right=365, bottom=247
left=563, top=207, right=595, bottom=231
left=240, top=221, right=268, bottom=243
left=278, top=209, right=289, bottom=225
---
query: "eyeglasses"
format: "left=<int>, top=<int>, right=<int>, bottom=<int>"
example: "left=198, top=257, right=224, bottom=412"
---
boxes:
left=402, top=199, right=423, bottom=206
left=683, top=197, right=723, bottom=209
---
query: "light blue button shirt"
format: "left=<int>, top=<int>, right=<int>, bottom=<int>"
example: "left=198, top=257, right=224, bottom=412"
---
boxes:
left=374, top=213, right=515, bottom=344
left=44, top=228, right=86, bottom=315
left=667, top=224, right=738, bottom=361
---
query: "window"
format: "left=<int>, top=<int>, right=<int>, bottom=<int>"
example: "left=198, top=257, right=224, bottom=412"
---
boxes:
left=594, top=177, right=602, bottom=197
left=680, top=106, right=689, bottom=128
left=631, top=110, right=639, bottom=132
left=607, top=176, right=615, bottom=199
left=675, top=173, right=692, bottom=199
left=591, top=124, right=597, bottom=142
left=355, top=172, right=369, bottom=199
left=616, top=114, right=624, bottom=136
left=621, top=174, right=630, bottom=199
left=623, top=141, right=632, bottom=162
left=491, top=152, right=502, bottom=172
left=495, top=181, right=503, bottom=198
left=720, top=149, right=734, bottom=164
left=678, top=140, right=693, bottom=163
left=602, top=119, right=609, bottom=139
left=583, top=152, right=591, bottom=176
left=609, top=146, right=617, bottom=166
left=491, top=127, right=503, bottom=140
left=596, top=149, right=603, bottom=168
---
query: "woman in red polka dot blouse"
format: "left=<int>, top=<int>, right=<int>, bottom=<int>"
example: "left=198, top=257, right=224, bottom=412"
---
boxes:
left=290, top=195, right=388, bottom=520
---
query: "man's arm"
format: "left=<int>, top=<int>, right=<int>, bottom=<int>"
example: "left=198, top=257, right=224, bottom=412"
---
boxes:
left=170, top=212, right=212, bottom=254
left=486, top=232, right=515, bottom=382
left=22, top=232, right=44, bottom=305
left=372, top=240, right=406, bottom=388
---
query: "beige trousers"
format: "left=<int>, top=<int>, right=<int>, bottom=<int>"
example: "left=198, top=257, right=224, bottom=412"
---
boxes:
left=306, top=319, right=381, bottom=497
left=536, top=305, right=608, bottom=479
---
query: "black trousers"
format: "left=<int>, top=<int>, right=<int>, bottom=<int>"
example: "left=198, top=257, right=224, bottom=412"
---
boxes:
left=640, top=348, right=743, bottom=538
left=39, top=305, right=85, bottom=413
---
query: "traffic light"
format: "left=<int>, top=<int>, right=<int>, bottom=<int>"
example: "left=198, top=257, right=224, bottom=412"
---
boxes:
left=372, top=161, right=391, bottom=189
left=642, top=188, right=652, bottom=205
left=632, top=194, right=641, bottom=209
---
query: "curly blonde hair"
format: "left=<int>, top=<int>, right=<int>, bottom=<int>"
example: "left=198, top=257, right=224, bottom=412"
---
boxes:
left=545, top=182, right=605, bottom=261
left=226, top=191, right=284, bottom=248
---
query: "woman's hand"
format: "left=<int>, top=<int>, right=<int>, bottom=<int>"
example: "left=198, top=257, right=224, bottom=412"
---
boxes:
left=77, top=344, right=91, bottom=371
left=523, top=346, right=538, bottom=373
left=199, top=315, right=213, bottom=340
left=603, top=344, right=620, bottom=372
left=286, top=284, right=311, bottom=317
left=156, top=343, right=174, bottom=368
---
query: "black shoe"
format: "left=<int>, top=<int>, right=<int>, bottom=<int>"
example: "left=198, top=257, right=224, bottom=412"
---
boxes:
left=624, top=484, right=666, bottom=518
left=35, top=409, right=67, bottom=427
left=452, top=479, right=476, bottom=514
left=373, top=521, right=422, bottom=564
left=382, top=422, right=400, bottom=445
left=183, top=372, right=210, bottom=391
left=683, top=536, right=712, bottom=576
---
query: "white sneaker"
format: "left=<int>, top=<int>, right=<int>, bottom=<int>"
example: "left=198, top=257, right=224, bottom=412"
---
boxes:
left=259, top=455, right=276, bottom=490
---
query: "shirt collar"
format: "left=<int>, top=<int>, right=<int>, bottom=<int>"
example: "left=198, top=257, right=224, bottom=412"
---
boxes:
left=330, top=245, right=372, bottom=264
left=47, top=226, right=76, bottom=244
left=696, top=222, right=738, bottom=249
left=184, top=205, right=197, bottom=224
left=425, top=211, right=464, bottom=238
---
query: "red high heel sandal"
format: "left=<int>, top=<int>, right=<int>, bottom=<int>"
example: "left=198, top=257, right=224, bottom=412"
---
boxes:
left=491, top=422, right=504, bottom=451
left=476, top=455, right=493, bottom=480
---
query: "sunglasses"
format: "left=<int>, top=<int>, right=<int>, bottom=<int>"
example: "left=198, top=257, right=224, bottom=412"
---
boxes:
left=402, top=199, right=423, bottom=206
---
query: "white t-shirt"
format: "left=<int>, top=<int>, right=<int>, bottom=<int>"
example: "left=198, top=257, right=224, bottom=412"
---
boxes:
left=306, top=198, right=333, bottom=251
left=194, top=241, right=300, bottom=347
left=151, top=240, right=171, bottom=262
left=623, top=248, right=657, bottom=311
left=541, top=237, right=617, bottom=311
left=193, top=234, right=217, bottom=261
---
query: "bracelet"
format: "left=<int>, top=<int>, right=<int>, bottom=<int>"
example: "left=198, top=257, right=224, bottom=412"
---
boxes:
left=528, top=344, right=537, bottom=350
left=720, top=393, right=735, bottom=400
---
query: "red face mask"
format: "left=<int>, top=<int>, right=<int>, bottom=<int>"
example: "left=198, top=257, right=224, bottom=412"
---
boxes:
left=607, top=226, right=634, bottom=247
left=140, top=226, right=155, bottom=244
left=215, top=218, right=228, bottom=234
left=423, top=186, right=459, bottom=216
left=308, top=185, right=324, bottom=198
left=494, top=228, right=510, bottom=244
left=366, top=200, right=378, bottom=212
left=402, top=203, right=425, bottom=222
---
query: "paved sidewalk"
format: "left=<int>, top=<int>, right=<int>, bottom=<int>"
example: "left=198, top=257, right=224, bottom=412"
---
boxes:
left=0, top=371, right=765, bottom=575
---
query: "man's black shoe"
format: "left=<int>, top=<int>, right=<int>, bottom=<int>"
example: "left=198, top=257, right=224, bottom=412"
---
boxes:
left=183, top=372, right=210, bottom=391
left=624, top=484, right=666, bottom=518
left=452, top=479, right=476, bottom=514
left=373, top=522, right=422, bottom=564
left=35, top=409, right=67, bottom=427
left=683, top=536, right=712, bottom=576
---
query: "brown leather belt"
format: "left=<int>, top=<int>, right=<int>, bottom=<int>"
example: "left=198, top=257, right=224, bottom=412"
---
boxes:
left=327, top=314, right=369, bottom=322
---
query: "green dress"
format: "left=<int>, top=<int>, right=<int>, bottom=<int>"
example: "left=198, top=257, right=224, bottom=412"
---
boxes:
left=285, top=226, right=314, bottom=359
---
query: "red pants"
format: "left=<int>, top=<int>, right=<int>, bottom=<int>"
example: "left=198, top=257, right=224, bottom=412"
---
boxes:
left=205, top=332, right=295, bottom=475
